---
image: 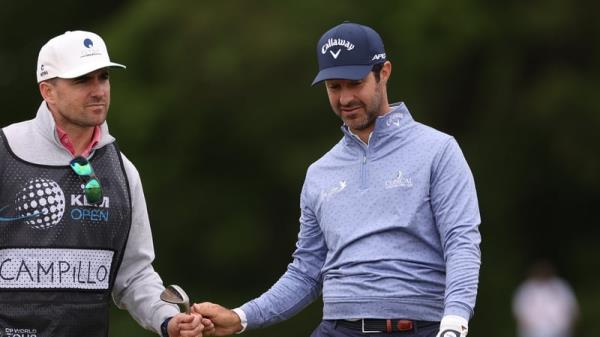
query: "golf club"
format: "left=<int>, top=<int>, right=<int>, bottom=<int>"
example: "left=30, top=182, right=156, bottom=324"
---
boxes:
left=160, top=284, right=190, bottom=314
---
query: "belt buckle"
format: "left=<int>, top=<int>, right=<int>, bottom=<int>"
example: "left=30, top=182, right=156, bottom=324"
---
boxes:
left=397, top=320, right=414, bottom=331
left=361, top=319, right=382, bottom=334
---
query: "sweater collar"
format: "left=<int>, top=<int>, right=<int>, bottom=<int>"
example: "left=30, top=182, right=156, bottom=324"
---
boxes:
left=33, top=101, right=116, bottom=158
left=341, top=102, right=413, bottom=148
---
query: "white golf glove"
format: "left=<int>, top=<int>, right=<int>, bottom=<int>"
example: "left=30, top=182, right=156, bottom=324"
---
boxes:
left=435, top=315, right=468, bottom=337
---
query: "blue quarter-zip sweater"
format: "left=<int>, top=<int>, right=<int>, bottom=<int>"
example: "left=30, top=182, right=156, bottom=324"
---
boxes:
left=240, top=102, right=481, bottom=328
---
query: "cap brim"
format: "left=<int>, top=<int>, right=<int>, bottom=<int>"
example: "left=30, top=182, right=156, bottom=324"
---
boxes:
left=311, top=65, right=373, bottom=86
left=59, top=61, right=126, bottom=79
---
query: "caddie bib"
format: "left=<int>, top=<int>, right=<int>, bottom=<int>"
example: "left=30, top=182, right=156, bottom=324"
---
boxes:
left=0, top=131, right=132, bottom=337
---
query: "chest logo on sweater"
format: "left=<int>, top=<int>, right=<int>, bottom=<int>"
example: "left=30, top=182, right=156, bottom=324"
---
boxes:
left=385, top=170, right=413, bottom=189
left=320, top=180, right=347, bottom=202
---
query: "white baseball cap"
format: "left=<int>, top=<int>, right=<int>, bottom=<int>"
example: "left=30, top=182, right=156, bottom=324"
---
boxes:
left=36, top=30, right=125, bottom=83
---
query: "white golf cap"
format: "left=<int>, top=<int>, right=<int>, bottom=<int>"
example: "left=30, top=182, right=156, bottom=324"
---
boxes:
left=36, top=30, right=125, bottom=83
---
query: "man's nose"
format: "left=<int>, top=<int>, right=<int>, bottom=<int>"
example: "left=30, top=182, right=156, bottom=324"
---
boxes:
left=90, top=80, right=108, bottom=97
left=339, top=88, right=355, bottom=106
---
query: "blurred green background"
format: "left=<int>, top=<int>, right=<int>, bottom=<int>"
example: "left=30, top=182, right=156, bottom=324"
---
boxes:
left=1, top=0, right=598, bottom=336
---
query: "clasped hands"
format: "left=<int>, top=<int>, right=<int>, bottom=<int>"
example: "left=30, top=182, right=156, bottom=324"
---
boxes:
left=168, top=302, right=241, bottom=337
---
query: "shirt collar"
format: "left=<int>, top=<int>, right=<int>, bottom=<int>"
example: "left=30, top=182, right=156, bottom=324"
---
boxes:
left=347, top=129, right=372, bottom=146
left=55, top=123, right=102, bottom=157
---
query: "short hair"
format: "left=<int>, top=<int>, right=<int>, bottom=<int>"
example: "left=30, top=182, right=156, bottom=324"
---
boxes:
left=371, top=63, right=384, bottom=82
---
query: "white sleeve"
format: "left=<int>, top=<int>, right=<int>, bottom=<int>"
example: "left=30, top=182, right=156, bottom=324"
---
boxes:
left=232, top=308, right=248, bottom=333
left=111, top=154, right=179, bottom=334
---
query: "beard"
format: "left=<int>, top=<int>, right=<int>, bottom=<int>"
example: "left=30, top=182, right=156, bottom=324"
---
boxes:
left=334, top=86, right=383, bottom=132
left=341, top=105, right=378, bottom=131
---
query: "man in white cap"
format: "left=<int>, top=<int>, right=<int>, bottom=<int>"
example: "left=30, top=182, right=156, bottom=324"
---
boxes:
left=0, top=31, right=209, bottom=337
left=192, top=22, right=481, bottom=337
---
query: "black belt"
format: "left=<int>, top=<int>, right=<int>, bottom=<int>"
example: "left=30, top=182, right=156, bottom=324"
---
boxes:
left=337, top=319, right=438, bottom=334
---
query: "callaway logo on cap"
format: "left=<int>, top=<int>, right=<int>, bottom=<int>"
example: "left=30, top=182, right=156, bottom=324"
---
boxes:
left=312, top=21, right=386, bottom=85
left=36, top=30, right=126, bottom=83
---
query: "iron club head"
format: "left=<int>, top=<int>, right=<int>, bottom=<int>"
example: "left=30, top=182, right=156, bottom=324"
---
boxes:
left=160, top=284, right=190, bottom=314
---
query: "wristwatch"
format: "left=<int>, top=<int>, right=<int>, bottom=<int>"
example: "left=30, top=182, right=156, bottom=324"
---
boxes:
left=161, top=317, right=173, bottom=337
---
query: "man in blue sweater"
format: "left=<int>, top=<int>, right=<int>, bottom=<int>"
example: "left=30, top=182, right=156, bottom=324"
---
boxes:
left=195, top=22, right=481, bottom=337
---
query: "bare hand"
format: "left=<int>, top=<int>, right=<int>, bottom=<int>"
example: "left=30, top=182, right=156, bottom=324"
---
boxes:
left=192, top=302, right=242, bottom=336
left=167, top=313, right=205, bottom=337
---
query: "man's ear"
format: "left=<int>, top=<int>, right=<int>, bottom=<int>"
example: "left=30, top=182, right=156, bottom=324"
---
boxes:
left=39, top=81, right=55, bottom=104
left=380, top=61, right=392, bottom=84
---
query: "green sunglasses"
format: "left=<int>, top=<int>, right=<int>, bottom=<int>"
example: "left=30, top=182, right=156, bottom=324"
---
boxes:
left=69, top=156, right=103, bottom=204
